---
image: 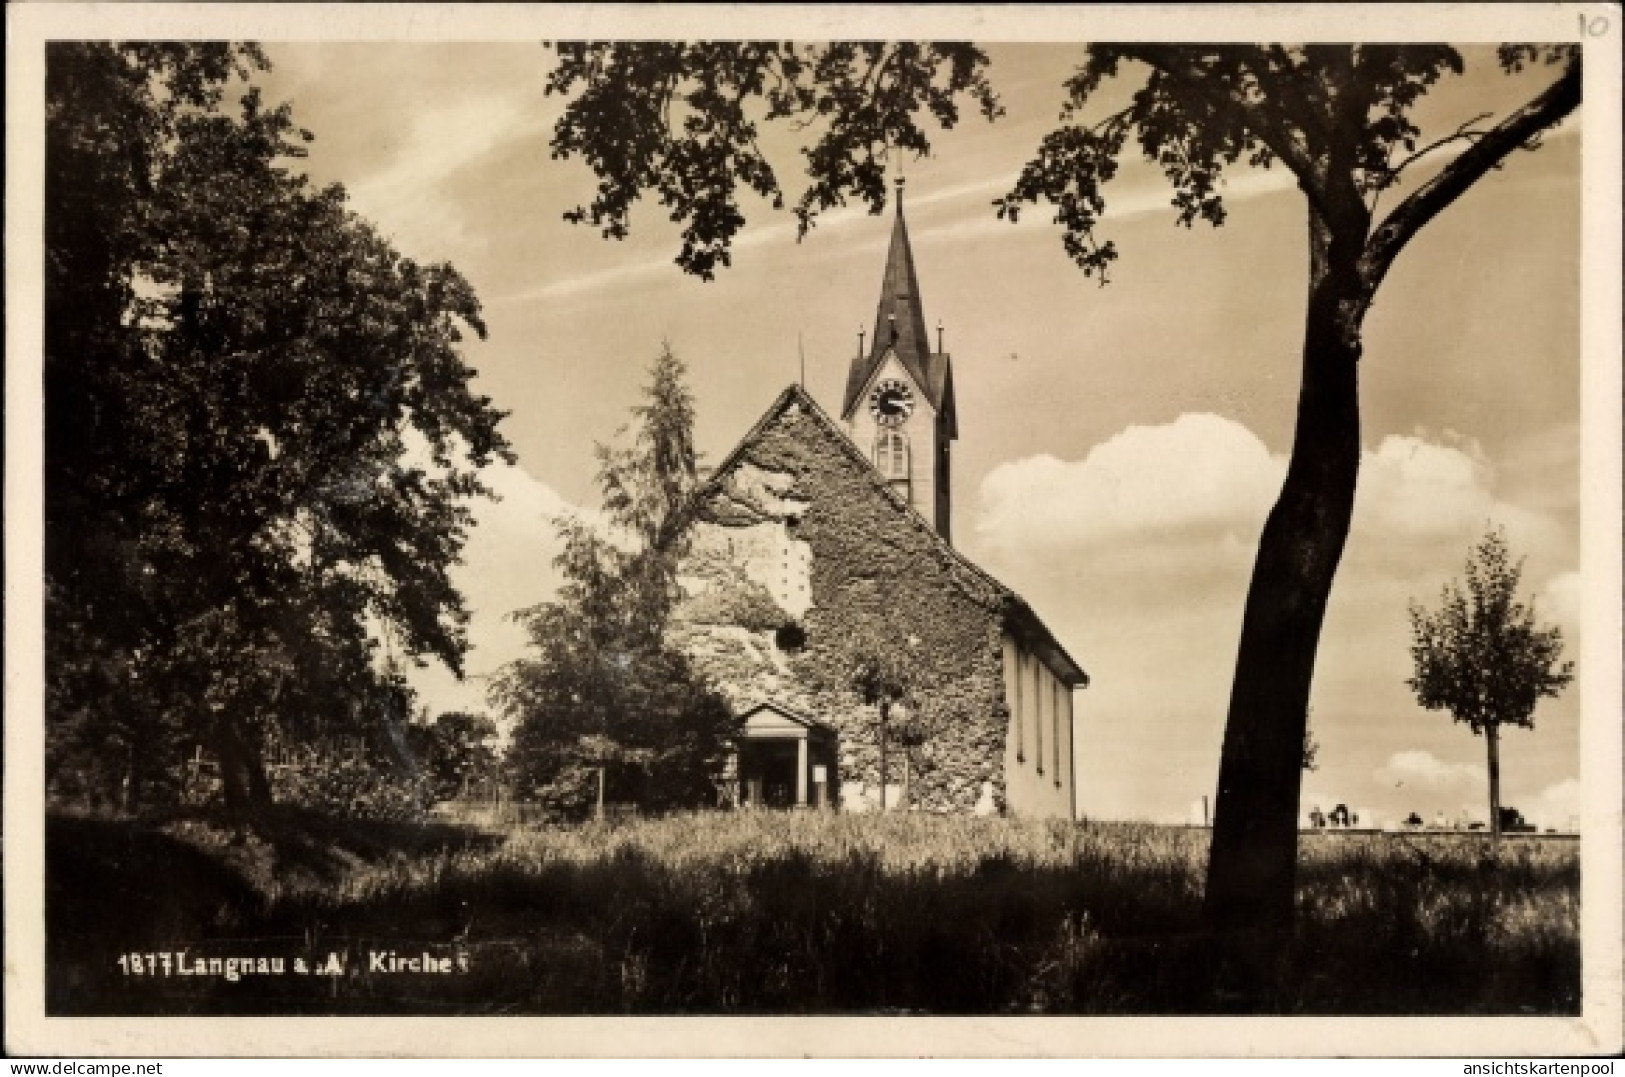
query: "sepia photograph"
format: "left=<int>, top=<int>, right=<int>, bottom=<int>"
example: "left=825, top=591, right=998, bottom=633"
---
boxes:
left=6, top=2, right=1621, bottom=1059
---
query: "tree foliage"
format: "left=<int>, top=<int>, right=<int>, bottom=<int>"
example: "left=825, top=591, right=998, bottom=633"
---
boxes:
left=541, top=39, right=1582, bottom=935
left=493, top=345, right=739, bottom=818
left=404, top=710, right=502, bottom=803
left=1408, top=528, right=1573, bottom=847
left=45, top=43, right=511, bottom=815
left=546, top=42, right=1000, bottom=279
left=848, top=646, right=911, bottom=711
left=995, top=46, right=1578, bottom=284
left=845, top=629, right=948, bottom=810
left=1408, top=529, right=1573, bottom=734
left=264, top=724, right=430, bottom=823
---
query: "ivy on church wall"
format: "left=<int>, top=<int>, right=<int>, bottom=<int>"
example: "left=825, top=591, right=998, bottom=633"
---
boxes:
left=677, top=399, right=1012, bottom=813
left=675, top=555, right=785, bottom=632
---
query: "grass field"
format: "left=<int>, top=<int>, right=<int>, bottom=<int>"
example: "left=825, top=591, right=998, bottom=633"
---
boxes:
left=46, top=809, right=1580, bottom=1015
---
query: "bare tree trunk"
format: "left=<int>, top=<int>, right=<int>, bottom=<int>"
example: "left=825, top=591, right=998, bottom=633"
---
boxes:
left=119, top=739, right=141, bottom=815
left=213, top=715, right=272, bottom=816
left=1486, top=722, right=1502, bottom=854
left=1204, top=213, right=1366, bottom=938
left=596, top=765, right=606, bottom=821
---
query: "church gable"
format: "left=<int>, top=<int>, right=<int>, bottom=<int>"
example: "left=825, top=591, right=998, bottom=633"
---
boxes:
left=692, top=386, right=1002, bottom=612
left=672, top=387, right=1013, bottom=813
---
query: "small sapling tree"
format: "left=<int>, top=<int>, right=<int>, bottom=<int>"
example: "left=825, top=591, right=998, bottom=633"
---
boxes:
left=1407, top=528, right=1574, bottom=850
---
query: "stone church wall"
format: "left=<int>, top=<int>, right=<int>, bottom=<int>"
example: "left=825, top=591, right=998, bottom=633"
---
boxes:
left=670, top=399, right=1012, bottom=813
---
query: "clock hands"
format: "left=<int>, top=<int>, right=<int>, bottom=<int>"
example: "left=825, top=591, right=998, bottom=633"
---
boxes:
left=870, top=379, right=913, bottom=425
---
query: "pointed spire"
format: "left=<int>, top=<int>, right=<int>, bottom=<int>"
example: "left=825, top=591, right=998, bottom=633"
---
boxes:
left=869, top=176, right=932, bottom=379
left=842, top=176, right=937, bottom=417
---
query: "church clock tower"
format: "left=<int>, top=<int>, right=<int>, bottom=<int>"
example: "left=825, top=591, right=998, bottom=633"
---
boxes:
left=840, top=178, right=959, bottom=543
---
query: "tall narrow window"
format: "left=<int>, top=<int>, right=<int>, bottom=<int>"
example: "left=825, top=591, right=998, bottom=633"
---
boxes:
left=1012, top=647, right=1025, bottom=762
left=1053, top=680, right=1063, bottom=787
left=1033, top=658, right=1044, bottom=776
left=874, top=430, right=909, bottom=483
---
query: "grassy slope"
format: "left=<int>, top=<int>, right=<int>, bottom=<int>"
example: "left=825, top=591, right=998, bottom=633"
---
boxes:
left=46, top=810, right=1580, bottom=1015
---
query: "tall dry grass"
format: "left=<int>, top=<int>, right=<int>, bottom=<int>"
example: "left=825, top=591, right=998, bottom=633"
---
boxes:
left=47, top=810, right=1579, bottom=1015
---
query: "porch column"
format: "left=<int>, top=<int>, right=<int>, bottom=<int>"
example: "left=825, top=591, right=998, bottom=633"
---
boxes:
left=795, top=736, right=809, bottom=806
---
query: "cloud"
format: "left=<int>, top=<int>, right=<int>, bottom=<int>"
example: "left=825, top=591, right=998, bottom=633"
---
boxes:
left=970, top=413, right=1578, bottom=823
left=912, top=165, right=1299, bottom=249
left=1498, top=421, right=1580, bottom=516
left=1353, top=434, right=1560, bottom=552
left=496, top=168, right=1043, bottom=305
left=977, top=415, right=1570, bottom=584
left=1357, top=435, right=1493, bottom=537
left=405, top=461, right=579, bottom=717
left=343, top=93, right=538, bottom=256
left=975, top=412, right=1281, bottom=556
left=1536, top=570, right=1581, bottom=631
left=1523, top=778, right=1581, bottom=832
left=501, top=161, right=1302, bottom=306
left=1375, top=749, right=1486, bottom=790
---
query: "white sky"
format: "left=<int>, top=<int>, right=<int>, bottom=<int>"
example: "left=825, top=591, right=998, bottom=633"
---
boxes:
left=255, top=42, right=1584, bottom=827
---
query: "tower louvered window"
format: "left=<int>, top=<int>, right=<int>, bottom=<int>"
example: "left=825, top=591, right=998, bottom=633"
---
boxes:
left=874, top=430, right=910, bottom=484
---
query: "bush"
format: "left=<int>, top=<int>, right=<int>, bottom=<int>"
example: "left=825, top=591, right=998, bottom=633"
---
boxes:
left=270, top=749, right=428, bottom=822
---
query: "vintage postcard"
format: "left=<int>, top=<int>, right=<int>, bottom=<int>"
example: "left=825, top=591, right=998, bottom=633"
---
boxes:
left=6, top=2, right=1621, bottom=1059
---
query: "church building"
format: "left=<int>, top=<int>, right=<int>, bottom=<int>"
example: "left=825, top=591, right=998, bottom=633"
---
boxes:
left=671, top=183, right=1087, bottom=818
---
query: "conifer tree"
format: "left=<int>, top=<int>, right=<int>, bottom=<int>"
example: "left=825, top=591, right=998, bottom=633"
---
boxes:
left=496, top=345, right=738, bottom=817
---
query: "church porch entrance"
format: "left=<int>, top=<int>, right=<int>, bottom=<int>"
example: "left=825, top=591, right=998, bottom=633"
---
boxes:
left=734, top=702, right=838, bottom=810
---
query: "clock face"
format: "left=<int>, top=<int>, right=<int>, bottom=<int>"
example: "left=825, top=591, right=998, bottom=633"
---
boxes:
left=869, top=378, right=914, bottom=426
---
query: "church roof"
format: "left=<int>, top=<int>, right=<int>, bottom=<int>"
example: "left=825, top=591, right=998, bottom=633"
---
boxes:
left=700, top=384, right=1087, bottom=688
left=841, top=187, right=956, bottom=434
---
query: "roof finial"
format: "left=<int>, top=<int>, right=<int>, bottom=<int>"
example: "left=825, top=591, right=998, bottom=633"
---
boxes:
left=937, top=319, right=944, bottom=354
left=858, top=325, right=865, bottom=357
left=895, top=172, right=906, bottom=214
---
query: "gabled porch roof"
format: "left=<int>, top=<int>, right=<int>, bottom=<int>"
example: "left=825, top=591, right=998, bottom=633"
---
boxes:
left=737, top=701, right=837, bottom=741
